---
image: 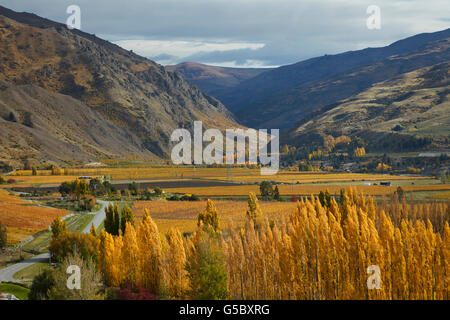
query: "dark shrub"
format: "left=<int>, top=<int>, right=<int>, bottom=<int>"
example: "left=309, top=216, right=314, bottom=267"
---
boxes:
left=29, top=270, right=55, bottom=300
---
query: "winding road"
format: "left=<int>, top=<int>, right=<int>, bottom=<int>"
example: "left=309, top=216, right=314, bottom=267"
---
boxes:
left=0, top=200, right=110, bottom=283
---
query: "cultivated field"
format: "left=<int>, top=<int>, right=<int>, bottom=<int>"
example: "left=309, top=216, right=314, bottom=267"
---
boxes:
left=1, top=166, right=448, bottom=240
left=164, top=184, right=450, bottom=197
left=132, top=199, right=298, bottom=234
left=7, top=167, right=433, bottom=184
left=0, top=190, right=69, bottom=244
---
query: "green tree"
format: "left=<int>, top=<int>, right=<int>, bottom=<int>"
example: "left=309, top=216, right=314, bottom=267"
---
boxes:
left=58, top=181, right=73, bottom=196
left=75, top=180, right=89, bottom=200
left=259, top=181, right=273, bottom=199
left=89, top=179, right=105, bottom=196
left=50, top=217, right=67, bottom=239
left=104, top=204, right=114, bottom=235
left=298, top=162, right=313, bottom=171
left=128, top=182, right=139, bottom=196
left=143, top=189, right=152, bottom=200
left=153, top=187, right=163, bottom=197
left=0, top=221, right=7, bottom=249
left=120, top=205, right=135, bottom=235
left=396, top=186, right=405, bottom=202
left=102, top=181, right=116, bottom=197
left=319, top=190, right=332, bottom=207
left=104, top=204, right=121, bottom=236
left=273, top=186, right=281, bottom=201
left=187, top=230, right=227, bottom=300
left=28, top=269, right=55, bottom=300
left=113, top=204, right=120, bottom=235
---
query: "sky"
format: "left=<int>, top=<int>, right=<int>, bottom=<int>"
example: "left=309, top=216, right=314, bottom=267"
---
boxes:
left=1, top=0, right=449, bottom=67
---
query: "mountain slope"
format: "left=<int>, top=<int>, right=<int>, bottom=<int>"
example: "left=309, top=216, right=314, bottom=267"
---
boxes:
left=238, top=36, right=450, bottom=130
left=0, top=79, right=153, bottom=166
left=166, top=62, right=271, bottom=98
left=221, top=28, right=450, bottom=116
left=286, top=62, right=449, bottom=151
left=0, top=6, right=238, bottom=161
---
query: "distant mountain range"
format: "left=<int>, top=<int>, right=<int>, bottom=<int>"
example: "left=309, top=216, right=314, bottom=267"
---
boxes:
left=240, top=34, right=450, bottom=129
left=166, top=62, right=272, bottom=98
left=172, top=29, right=449, bottom=152
left=0, top=4, right=448, bottom=166
left=0, top=6, right=238, bottom=166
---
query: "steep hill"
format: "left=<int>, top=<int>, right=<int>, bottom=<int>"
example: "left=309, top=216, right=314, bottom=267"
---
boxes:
left=238, top=36, right=450, bottom=130
left=221, top=28, right=450, bottom=117
left=0, top=80, right=153, bottom=166
left=166, top=62, right=271, bottom=98
left=0, top=6, right=238, bottom=164
left=286, top=62, right=449, bottom=151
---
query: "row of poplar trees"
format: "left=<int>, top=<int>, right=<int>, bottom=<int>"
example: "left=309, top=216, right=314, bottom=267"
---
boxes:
left=96, top=187, right=449, bottom=300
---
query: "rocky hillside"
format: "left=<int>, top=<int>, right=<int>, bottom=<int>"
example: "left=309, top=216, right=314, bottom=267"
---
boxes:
left=0, top=80, right=153, bottom=166
left=217, top=28, right=450, bottom=120
left=0, top=6, right=238, bottom=165
left=286, top=62, right=449, bottom=151
left=166, top=62, right=271, bottom=99
left=237, top=35, right=450, bottom=130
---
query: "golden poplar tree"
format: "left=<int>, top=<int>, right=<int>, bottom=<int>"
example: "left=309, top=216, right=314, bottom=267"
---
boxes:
left=136, top=209, right=162, bottom=294
left=122, top=222, right=139, bottom=286
left=165, top=228, right=188, bottom=298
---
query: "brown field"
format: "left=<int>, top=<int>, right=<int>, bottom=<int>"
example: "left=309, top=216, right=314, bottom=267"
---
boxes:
left=427, top=191, right=450, bottom=199
left=9, top=167, right=236, bottom=180
left=0, top=175, right=88, bottom=188
left=132, top=200, right=298, bottom=234
left=219, top=172, right=432, bottom=184
left=164, top=184, right=450, bottom=197
left=7, top=167, right=431, bottom=185
left=0, top=190, right=69, bottom=244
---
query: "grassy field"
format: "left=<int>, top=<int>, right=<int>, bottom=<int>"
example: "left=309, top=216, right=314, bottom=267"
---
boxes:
left=0, top=283, right=30, bottom=300
left=66, top=214, right=94, bottom=233
left=0, top=249, right=34, bottom=269
left=19, top=213, right=96, bottom=254
left=14, top=262, right=50, bottom=284
left=21, top=230, right=52, bottom=253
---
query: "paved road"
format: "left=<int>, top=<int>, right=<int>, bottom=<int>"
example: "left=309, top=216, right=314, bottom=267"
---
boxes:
left=0, top=253, right=50, bottom=283
left=81, top=200, right=110, bottom=234
left=0, top=200, right=110, bottom=283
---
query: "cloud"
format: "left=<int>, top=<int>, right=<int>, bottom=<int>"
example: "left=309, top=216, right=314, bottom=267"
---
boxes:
left=113, top=39, right=265, bottom=65
left=1, top=0, right=448, bottom=67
